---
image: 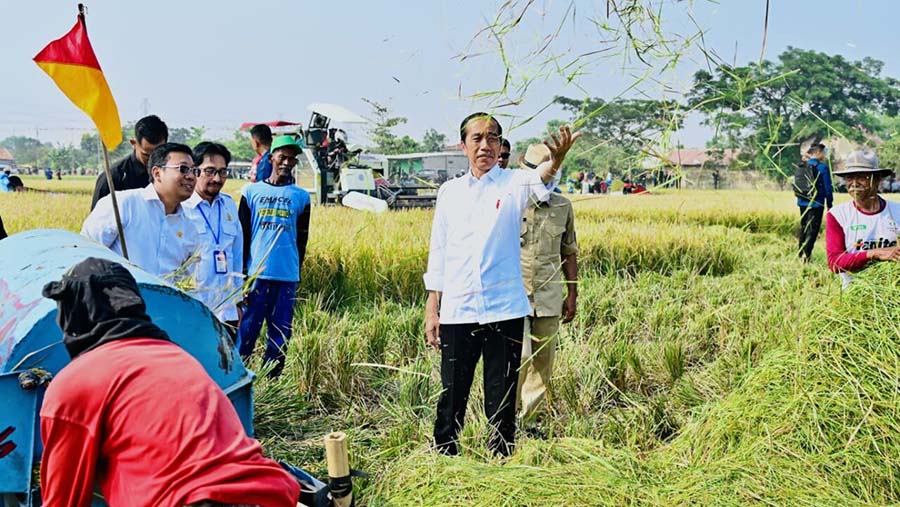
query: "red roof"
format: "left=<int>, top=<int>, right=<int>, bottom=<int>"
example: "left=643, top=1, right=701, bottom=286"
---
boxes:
left=665, top=148, right=739, bottom=167
left=0, top=148, right=13, bottom=160
left=239, top=121, right=301, bottom=130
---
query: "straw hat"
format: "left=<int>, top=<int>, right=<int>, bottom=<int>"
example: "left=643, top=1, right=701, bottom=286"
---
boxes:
left=520, top=143, right=551, bottom=169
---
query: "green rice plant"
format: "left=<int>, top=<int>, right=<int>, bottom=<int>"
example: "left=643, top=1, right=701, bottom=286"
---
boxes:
left=369, top=263, right=900, bottom=506
left=663, top=342, right=685, bottom=384
left=577, top=220, right=745, bottom=276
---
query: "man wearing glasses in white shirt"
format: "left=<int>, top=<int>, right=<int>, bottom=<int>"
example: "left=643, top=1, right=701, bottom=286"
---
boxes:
left=183, top=142, right=244, bottom=337
left=424, top=112, right=579, bottom=457
left=82, top=143, right=202, bottom=280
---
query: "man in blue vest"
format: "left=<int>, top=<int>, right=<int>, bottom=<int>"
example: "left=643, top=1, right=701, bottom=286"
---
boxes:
left=238, top=135, right=311, bottom=377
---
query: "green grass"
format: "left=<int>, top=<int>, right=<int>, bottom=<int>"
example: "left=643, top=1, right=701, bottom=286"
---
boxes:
left=3, top=186, right=891, bottom=505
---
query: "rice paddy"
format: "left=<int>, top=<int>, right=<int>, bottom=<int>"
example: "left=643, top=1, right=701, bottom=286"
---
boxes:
left=1, top=177, right=895, bottom=506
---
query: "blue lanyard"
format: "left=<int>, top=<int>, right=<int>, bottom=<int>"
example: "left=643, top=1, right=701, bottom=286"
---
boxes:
left=197, top=199, right=222, bottom=245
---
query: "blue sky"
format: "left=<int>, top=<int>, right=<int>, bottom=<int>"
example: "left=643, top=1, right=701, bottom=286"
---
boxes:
left=0, top=0, right=898, bottom=149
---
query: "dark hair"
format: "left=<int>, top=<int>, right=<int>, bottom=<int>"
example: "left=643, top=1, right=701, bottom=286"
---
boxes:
left=459, top=112, right=502, bottom=141
left=250, top=124, right=273, bottom=145
left=134, top=115, right=168, bottom=145
left=192, top=142, right=232, bottom=166
left=501, top=138, right=511, bottom=150
left=148, top=142, right=193, bottom=170
left=806, top=143, right=826, bottom=155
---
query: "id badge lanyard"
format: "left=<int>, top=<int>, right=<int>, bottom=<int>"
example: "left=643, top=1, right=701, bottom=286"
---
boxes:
left=198, top=200, right=228, bottom=274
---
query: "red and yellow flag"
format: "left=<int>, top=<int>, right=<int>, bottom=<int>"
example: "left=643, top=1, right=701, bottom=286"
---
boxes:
left=33, top=11, right=122, bottom=150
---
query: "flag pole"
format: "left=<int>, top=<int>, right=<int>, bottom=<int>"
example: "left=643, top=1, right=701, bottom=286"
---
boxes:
left=79, top=3, right=129, bottom=260
left=101, top=148, right=129, bottom=260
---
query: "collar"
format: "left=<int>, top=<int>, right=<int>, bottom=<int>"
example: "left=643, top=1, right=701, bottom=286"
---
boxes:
left=808, top=158, right=825, bottom=167
left=185, top=191, right=224, bottom=209
left=129, top=150, right=142, bottom=166
left=852, top=196, right=886, bottom=216
left=466, top=163, right=501, bottom=185
left=141, top=183, right=184, bottom=215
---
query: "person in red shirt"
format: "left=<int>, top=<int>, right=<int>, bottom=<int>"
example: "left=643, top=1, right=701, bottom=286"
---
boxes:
left=39, top=257, right=300, bottom=507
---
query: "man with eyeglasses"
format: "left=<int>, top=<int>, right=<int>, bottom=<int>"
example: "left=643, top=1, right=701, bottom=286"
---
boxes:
left=238, top=135, right=311, bottom=377
left=82, top=143, right=202, bottom=279
left=498, top=138, right=511, bottom=169
left=90, top=115, right=169, bottom=211
left=183, top=142, right=244, bottom=336
left=424, top=112, right=579, bottom=457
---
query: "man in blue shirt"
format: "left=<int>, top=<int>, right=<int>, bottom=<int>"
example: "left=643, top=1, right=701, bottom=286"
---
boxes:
left=250, top=124, right=273, bottom=183
left=0, top=169, right=11, bottom=192
left=798, top=143, right=834, bottom=262
left=238, top=135, right=311, bottom=377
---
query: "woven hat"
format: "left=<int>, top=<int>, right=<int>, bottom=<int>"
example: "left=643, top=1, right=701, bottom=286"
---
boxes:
left=521, top=143, right=551, bottom=169
left=834, top=150, right=891, bottom=176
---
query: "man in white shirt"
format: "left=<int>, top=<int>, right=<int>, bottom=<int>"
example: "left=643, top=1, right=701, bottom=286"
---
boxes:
left=424, top=112, right=579, bottom=456
left=82, top=143, right=201, bottom=279
left=183, top=142, right=244, bottom=335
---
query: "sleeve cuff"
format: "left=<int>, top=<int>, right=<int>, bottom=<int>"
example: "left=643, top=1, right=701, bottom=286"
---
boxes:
left=530, top=165, right=551, bottom=202
left=423, top=272, right=443, bottom=292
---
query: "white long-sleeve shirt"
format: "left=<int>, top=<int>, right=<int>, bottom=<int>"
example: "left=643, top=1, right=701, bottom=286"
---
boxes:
left=81, top=184, right=201, bottom=279
left=424, top=165, right=550, bottom=324
left=183, top=192, right=244, bottom=322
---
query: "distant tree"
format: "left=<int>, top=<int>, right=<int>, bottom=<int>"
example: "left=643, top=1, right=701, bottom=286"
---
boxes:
left=515, top=122, right=627, bottom=177
left=79, top=126, right=130, bottom=165
left=421, top=128, right=448, bottom=152
left=362, top=98, right=421, bottom=154
left=221, top=130, right=256, bottom=161
left=47, top=145, right=83, bottom=171
left=394, top=135, right=421, bottom=154
left=168, top=126, right=206, bottom=147
left=877, top=136, right=900, bottom=173
left=0, top=136, right=52, bottom=166
left=554, top=96, right=683, bottom=155
left=689, top=47, right=900, bottom=177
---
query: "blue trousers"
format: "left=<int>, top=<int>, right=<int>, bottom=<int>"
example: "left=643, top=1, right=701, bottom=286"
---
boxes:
left=238, top=279, right=297, bottom=377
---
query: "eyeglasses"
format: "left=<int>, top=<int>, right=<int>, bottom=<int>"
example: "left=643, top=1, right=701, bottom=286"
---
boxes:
left=160, top=165, right=201, bottom=177
left=498, top=153, right=510, bottom=160
left=200, top=167, right=229, bottom=178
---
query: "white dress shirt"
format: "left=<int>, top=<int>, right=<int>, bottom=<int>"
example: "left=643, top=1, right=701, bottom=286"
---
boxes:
left=81, top=184, right=201, bottom=278
left=183, top=192, right=245, bottom=322
left=424, top=164, right=550, bottom=324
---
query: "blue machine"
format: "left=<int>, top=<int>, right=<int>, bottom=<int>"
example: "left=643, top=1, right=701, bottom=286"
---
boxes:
left=0, top=230, right=256, bottom=506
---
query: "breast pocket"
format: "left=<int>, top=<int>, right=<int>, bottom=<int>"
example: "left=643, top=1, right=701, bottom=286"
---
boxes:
left=538, top=223, right=567, bottom=259
left=222, top=219, right=239, bottom=244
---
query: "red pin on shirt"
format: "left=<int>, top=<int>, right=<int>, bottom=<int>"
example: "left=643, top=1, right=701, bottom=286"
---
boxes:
left=496, top=199, right=501, bottom=210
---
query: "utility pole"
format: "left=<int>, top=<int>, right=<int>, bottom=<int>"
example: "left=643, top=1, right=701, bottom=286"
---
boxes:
left=140, top=98, right=150, bottom=117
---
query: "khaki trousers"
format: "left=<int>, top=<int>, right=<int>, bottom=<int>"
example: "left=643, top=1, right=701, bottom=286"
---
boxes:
left=516, top=315, right=559, bottom=422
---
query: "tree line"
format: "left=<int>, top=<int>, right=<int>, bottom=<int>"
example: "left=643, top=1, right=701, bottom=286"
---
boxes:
left=5, top=48, right=900, bottom=179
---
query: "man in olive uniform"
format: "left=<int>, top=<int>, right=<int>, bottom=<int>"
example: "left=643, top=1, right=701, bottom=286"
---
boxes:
left=517, top=143, right=578, bottom=424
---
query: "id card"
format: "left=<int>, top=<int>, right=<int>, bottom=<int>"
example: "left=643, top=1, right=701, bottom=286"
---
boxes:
left=214, top=250, right=228, bottom=274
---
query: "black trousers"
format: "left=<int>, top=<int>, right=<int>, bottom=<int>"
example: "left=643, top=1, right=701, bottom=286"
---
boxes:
left=799, top=206, right=825, bottom=261
left=433, top=318, right=524, bottom=457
